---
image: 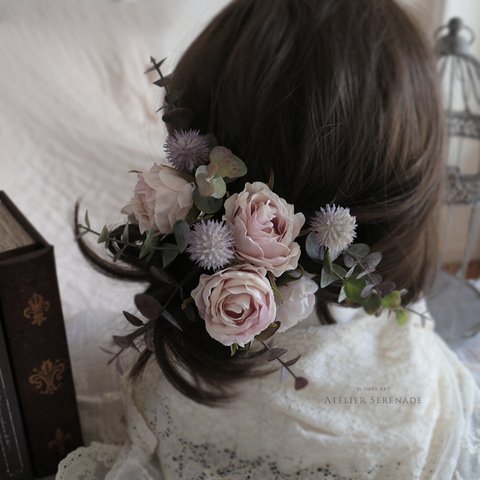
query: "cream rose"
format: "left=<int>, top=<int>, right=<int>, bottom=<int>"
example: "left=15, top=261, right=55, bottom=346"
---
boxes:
left=122, top=164, right=194, bottom=234
left=276, top=275, right=318, bottom=332
left=191, top=264, right=276, bottom=347
left=223, top=182, right=305, bottom=276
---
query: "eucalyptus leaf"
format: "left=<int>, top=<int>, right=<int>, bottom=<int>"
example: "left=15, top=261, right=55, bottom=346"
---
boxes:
left=173, top=220, right=190, bottom=253
left=144, top=329, right=155, bottom=351
left=139, top=230, right=158, bottom=259
left=162, top=248, right=178, bottom=268
left=121, top=223, right=129, bottom=244
left=331, top=264, right=347, bottom=279
left=305, top=232, right=325, bottom=263
left=254, top=321, right=281, bottom=342
left=361, top=284, right=376, bottom=299
left=338, top=286, right=347, bottom=303
left=279, top=366, right=289, bottom=383
left=84, top=210, right=91, bottom=228
left=347, top=243, right=370, bottom=259
left=320, top=268, right=338, bottom=288
left=377, top=281, right=397, bottom=296
left=97, top=225, right=110, bottom=244
left=230, top=343, right=239, bottom=356
left=193, top=187, right=224, bottom=214
left=209, top=146, right=248, bottom=179
left=343, top=253, right=356, bottom=268
left=364, top=252, right=382, bottom=270
left=344, top=277, right=367, bottom=303
left=368, top=273, right=383, bottom=286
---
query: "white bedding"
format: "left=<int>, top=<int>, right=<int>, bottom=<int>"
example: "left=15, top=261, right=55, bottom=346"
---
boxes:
left=0, top=0, right=229, bottom=451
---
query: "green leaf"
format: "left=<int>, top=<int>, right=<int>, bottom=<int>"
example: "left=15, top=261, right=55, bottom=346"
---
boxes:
left=173, top=220, right=190, bottom=253
left=381, top=290, right=402, bottom=309
left=305, top=232, right=324, bottom=263
left=84, top=210, right=91, bottom=228
left=97, top=225, right=110, bottom=244
left=338, top=286, right=347, bottom=303
left=209, top=146, right=248, bottom=179
left=254, top=321, right=281, bottom=342
left=230, top=343, right=239, bottom=356
left=193, top=187, right=224, bottom=214
left=331, top=264, right=347, bottom=279
left=139, top=230, right=158, bottom=259
left=344, top=277, right=367, bottom=304
left=320, top=267, right=338, bottom=288
left=162, top=248, right=178, bottom=268
left=121, top=223, right=129, bottom=244
left=363, top=293, right=382, bottom=315
left=324, top=249, right=333, bottom=273
left=395, top=308, right=409, bottom=325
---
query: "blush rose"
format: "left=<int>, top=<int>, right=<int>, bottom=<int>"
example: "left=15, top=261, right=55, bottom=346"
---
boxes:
left=191, top=264, right=276, bottom=347
left=223, top=182, right=305, bottom=277
left=276, top=275, right=319, bottom=332
left=122, top=164, right=194, bottom=234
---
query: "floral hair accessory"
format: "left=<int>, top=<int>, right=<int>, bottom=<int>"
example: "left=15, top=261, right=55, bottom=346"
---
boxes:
left=78, top=58, right=411, bottom=390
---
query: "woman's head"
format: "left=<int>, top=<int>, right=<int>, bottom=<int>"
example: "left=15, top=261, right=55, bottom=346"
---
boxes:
left=168, top=0, right=444, bottom=305
left=84, top=0, right=444, bottom=404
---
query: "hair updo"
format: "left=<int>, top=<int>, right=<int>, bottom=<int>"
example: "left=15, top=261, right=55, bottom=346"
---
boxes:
left=80, top=0, right=444, bottom=404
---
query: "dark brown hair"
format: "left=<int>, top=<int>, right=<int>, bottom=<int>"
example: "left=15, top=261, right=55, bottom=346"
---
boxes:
left=80, top=0, right=444, bottom=404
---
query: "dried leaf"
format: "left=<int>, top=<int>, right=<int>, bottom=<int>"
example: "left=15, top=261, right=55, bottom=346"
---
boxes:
left=294, top=377, right=309, bottom=390
left=267, top=347, right=288, bottom=361
left=123, top=311, right=144, bottom=327
left=134, top=294, right=163, bottom=320
left=283, top=354, right=302, bottom=367
left=150, top=266, right=179, bottom=286
left=162, top=310, right=183, bottom=331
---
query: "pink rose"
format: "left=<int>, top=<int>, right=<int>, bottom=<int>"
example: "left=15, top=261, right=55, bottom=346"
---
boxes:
left=191, top=264, right=276, bottom=347
left=276, top=275, right=318, bottom=332
left=223, top=182, right=305, bottom=276
left=122, top=164, right=194, bottom=234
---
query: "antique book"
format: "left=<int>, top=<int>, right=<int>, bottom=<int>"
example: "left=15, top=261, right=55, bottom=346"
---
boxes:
left=0, top=192, right=83, bottom=478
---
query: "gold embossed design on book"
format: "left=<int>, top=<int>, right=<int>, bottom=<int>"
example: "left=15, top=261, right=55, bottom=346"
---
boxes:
left=48, top=428, right=72, bottom=457
left=23, top=293, right=50, bottom=326
left=28, top=359, right=65, bottom=395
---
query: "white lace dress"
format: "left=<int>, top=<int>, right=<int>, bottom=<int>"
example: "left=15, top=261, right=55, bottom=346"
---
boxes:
left=56, top=303, right=480, bottom=480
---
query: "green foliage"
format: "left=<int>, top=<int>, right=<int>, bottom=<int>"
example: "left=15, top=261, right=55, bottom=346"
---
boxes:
left=192, top=187, right=224, bottom=214
left=173, top=220, right=190, bottom=253
left=395, top=308, right=409, bottom=325
left=363, top=292, right=382, bottom=315
left=254, top=321, right=281, bottom=342
left=381, top=291, right=402, bottom=309
left=344, top=277, right=367, bottom=303
left=305, top=232, right=324, bottom=263
left=97, top=225, right=110, bottom=244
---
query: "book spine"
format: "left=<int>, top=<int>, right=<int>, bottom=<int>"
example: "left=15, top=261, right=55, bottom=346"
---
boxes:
left=0, top=247, right=83, bottom=478
left=0, top=321, right=34, bottom=480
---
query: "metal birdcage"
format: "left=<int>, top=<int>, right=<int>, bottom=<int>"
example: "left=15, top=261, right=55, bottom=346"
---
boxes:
left=426, top=18, right=480, bottom=344
left=435, top=18, right=480, bottom=280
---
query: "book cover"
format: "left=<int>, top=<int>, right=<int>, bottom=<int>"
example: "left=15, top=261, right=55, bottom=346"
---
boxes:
left=0, top=192, right=83, bottom=478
